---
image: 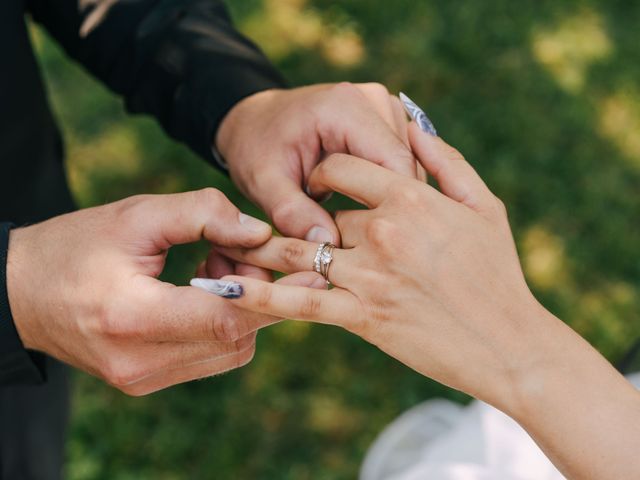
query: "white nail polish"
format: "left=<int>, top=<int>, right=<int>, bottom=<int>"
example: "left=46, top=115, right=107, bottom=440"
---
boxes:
left=399, top=92, right=438, bottom=136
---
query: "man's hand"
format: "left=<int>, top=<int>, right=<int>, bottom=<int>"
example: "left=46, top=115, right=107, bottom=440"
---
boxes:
left=6, top=189, right=277, bottom=396
left=216, top=83, right=417, bottom=244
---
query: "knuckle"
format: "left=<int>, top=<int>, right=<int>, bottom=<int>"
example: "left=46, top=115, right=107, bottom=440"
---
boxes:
left=101, top=358, right=143, bottom=388
left=271, top=198, right=299, bottom=228
left=97, top=307, right=130, bottom=339
left=395, top=184, right=425, bottom=206
left=235, top=332, right=258, bottom=353
left=493, top=196, right=508, bottom=217
left=351, top=298, right=392, bottom=339
left=330, top=81, right=359, bottom=99
left=366, top=217, right=400, bottom=250
left=114, top=195, right=150, bottom=227
left=256, top=284, right=273, bottom=310
left=349, top=316, right=371, bottom=340
left=117, top=194, right=150, bottom=210
left=211, top=311, right=243, bottom=342
left=97, top=299, right=147, bottom=340
left=362, top=81, right=390, bottom=98
left=235, top=345, right=257, bottom=368
left=443, top=144, right=466, bottom=163
left=119, top=385, right=149, bottom=397
left=297, top=293, right=322, bottom=318
left=197, top=187, right=228, bottom=208
left=483, top=196, right=508, bottom=222
left=279, top=241, right=305, bottom=269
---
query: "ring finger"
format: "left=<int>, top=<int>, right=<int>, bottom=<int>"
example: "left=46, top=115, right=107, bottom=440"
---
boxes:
left=218, top=236, right=358, bottom=287
left=333, top=209, right=372, bottom=248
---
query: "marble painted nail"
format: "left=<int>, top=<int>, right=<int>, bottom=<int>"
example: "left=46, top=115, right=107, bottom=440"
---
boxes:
left=190, top=278, right=244, bottom=299
left=399, top=92, right=437, bottom=136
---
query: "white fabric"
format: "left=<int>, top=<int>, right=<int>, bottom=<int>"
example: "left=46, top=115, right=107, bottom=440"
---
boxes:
left=364, top=373, right=640, bottom=480
left=388, top=400, right=564, bottom=480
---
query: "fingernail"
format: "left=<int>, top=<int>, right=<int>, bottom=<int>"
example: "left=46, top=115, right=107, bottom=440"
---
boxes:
left=306, top=226, right=333, bottom=243
left=318, top=192, right=334, bottom=203
left=239, top=213, right=270, bottom=233
left=190, top=278, right=244, bottom=299
left=399, top=92, right=438, bottom=136
left=310, top=276, right=329, bottom=289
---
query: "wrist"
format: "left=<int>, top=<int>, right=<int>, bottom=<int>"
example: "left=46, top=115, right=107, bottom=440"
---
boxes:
left=214, top=88, right=283, bottom=162
left=6, top=226, right=38, bottom=350
left=483, top=298, right=574, bottom=416
left=500, top=303, right=621, bottom=423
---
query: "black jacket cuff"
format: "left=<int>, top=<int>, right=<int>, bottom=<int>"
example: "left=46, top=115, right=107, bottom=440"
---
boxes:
left=119, top=0, right=288, bottom=168
left=0, top=223, right=46, bottom=385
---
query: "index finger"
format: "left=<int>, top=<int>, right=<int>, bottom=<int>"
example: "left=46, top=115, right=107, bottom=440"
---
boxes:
left=220, top=274, right=361, bottom=332
left=308, top=154, right=407, bottom=208
left=138, top=279, right=280, bottom=342
left=318, top=83, right=417, bottom=178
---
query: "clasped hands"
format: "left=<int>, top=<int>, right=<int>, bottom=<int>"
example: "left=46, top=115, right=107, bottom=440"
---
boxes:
left=7, top=83, right=554, bottom=415
left=210, top=122, right=551, bottom=419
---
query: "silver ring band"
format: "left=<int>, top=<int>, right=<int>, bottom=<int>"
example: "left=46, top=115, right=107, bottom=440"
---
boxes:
left=313, top=242, right=336, bottom=284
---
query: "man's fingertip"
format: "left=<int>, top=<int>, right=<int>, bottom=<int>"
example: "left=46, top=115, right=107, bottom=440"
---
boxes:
left=305, top=226, right=334, bottom=243
left=310, top=276, right=329, bottom=289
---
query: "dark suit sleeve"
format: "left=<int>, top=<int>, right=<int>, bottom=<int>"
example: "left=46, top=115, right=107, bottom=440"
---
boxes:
left=26, top=0, right=287, bottom=166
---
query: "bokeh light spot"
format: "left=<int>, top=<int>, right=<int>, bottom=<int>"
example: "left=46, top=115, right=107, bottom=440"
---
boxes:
left=532, top=9, right=612, bottom=93
left=599, top=90, right=640, bottom=167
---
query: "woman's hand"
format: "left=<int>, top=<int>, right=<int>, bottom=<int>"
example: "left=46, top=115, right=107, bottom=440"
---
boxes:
left=215, top=123, right=550, bottom=408
left=214, top=123, right=640, bottom=480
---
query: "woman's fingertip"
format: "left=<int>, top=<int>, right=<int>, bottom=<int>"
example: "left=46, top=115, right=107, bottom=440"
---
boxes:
left=310, top=276, right=329, bottom=289
left=400, top=93, right=438, bottom=136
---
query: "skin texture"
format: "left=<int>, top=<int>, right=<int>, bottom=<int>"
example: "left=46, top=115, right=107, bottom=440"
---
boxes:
left=6, top=189, right=321, bottom=396
left=216, top=82, right=419, bottom=245
left=219, top=123, right=640, bottom=479
left=4, top=81, right=413, bottom=396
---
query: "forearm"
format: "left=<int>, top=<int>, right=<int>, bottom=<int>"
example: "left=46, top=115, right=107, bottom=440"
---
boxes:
left=28, top=0, right=286, bottom=165
left=506, top=308, right=640, bottom=479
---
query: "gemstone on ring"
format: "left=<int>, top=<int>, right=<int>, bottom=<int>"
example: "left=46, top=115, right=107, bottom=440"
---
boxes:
left=313, top=242, right=336, bottom=284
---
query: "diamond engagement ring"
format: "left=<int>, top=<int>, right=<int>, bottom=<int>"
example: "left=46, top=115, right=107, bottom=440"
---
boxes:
left=313, top=242, right=336, bottom=284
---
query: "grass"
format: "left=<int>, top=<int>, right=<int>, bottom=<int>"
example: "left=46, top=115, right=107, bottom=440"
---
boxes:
left=29, top=0, right=640, bottom=478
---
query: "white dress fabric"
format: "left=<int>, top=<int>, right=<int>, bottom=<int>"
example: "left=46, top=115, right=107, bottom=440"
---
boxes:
left=361, top=373, right=640, bottom=480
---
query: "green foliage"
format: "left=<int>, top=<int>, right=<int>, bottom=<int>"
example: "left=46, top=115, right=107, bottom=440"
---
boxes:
left=30, top=0, right=640, bottom=478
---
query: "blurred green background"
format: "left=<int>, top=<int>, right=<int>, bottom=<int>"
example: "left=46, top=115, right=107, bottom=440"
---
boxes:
left=30, top=0, right=640, bottom=478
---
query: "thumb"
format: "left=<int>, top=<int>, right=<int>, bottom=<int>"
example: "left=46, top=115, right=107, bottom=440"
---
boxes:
left=255, top=169, right=340, bottom=245
left=125, top=188, right=272, bottom=250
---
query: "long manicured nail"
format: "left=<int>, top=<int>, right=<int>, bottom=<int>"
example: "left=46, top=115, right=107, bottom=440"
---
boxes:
left=399, top=92, right=438, bottom=136
left=306, top=226, right=333, bottom=243
left=190, top=278, right=244, bottom=299
left=239, top=213, right=270, bottom=233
